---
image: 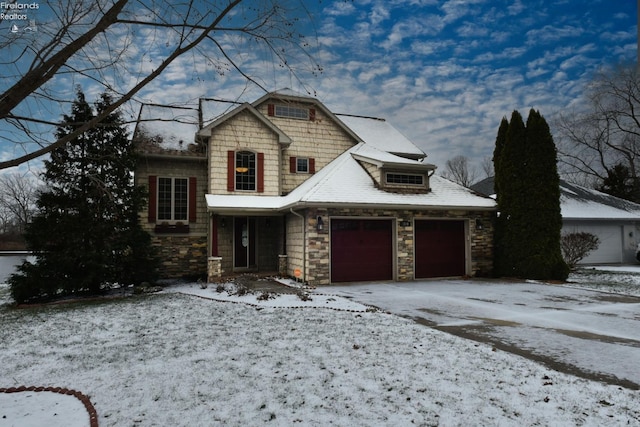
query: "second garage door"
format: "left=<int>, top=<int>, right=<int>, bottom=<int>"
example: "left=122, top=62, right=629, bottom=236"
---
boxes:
left=331, top=219, right=393, bottom=282
left=415, top=220, right=466, bottom=278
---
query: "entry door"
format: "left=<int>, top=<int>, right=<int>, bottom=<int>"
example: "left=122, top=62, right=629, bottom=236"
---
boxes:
left=234, top=217, right=256, bottom=268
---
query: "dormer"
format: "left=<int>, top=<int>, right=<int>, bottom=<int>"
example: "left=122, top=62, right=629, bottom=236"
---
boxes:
left=352, top=144, right=436, bottom=193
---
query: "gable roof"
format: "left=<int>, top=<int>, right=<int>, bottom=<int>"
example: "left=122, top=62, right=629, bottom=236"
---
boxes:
left=206, top=143, right=496, bottom=214
left=471, top=177, right=640, bottom=220
left=251, top=89, right=363, bottom=144
left=196, top=103, right=292, bottom=146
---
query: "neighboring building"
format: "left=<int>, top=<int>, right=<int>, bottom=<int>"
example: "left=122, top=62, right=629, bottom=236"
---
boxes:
left=134, top=89, right=496, bottom=285
left=472, top=177, right=640, bottom=264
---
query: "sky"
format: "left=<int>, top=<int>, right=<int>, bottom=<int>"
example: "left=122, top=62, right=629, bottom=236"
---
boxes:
left=0, top=0, right=637, bottom=177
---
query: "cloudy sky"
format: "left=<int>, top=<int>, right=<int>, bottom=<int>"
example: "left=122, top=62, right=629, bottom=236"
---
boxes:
left=1, top=0, right=637, bottom=176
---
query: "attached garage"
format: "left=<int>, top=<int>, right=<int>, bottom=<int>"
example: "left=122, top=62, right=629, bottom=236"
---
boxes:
left=331, top=218, right=393, bottom=282
left=415, top=220, right=466, bottom=278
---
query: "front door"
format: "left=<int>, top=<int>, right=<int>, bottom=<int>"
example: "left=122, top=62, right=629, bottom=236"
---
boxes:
left=234, top=217, right=256, bottom=269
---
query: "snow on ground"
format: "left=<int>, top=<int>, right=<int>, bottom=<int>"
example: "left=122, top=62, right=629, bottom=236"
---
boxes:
left=566, top=265, right=640, bottom=296
left=1, top=276, right=639, bottom=426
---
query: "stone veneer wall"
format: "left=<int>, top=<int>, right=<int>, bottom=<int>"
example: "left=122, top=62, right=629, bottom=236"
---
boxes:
left=302, top=207, right=494, bottom=286
left=151, top=235, right=208, bottom=279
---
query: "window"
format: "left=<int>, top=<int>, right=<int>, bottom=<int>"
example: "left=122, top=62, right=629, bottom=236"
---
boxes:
left=289, top=156, right=315, bottom=174
left=296, top=157, right=309, bottom=173
left=386, top=173, right=424, bottom=186
left=158, top=177, right=188, bottom=221
left=274, top=104, right=309, bottom=119
left=235, top=151, right=256, bottom=191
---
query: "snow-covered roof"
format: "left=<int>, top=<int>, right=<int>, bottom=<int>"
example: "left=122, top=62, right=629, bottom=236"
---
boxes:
left=206, top=144, right=496, bottom=213
left=560, top=181, right=640, bottom=220
left=134, top=104, right=199, bottom=152
left=471, top=177, right=640, bottom=221
left=336, top=114, right=426, bottom=159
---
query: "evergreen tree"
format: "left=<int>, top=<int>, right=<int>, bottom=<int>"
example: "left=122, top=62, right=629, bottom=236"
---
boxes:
left=520, top=109, right=568, bottom=279
left=493, top=109, right=568, bottom=280
left=9, top=88, right=157, bottom=303
left=495, top=110, right=527, bottom=277
left=492, top=117, right=509, bottom=275
left=598, top=163, right=639, bottom=202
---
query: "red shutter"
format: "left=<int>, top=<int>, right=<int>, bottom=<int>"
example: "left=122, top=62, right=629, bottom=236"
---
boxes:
left=257, top=152, right=265, bottom=193
left=290, top=156, right=297, bottom=173
left=267, top=104, right=275, bottom=116
left=227, top=150, right=235, bottom=192
left=309, top=158, right=315, bottom=174
left=188, top=177, right=197, bottom=223
left=309, top=108, right=316, bottom=121
left=148, top=175, right=157, bottom=223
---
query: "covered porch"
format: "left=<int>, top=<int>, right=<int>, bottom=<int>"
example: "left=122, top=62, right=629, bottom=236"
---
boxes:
left=208, top=213, right=287, bottom=280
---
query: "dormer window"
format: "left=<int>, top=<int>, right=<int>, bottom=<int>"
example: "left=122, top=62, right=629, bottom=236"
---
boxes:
left=385, top=173, right=424, bottom=186
left=380, top=170, right=430, bottom=193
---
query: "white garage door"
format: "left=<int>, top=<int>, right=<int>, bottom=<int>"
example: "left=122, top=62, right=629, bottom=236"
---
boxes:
left=562, top=224, right=623, bottom=264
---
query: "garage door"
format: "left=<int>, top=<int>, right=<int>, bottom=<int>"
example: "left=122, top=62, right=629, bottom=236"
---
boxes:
left=562, top=224, right=623, bottom=264
left=415, top=220, right=466, bottom=278
left=331, top=219, right=393, bottom=282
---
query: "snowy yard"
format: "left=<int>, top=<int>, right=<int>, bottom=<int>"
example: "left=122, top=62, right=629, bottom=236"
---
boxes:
left=1, top=271, right=640, bottom=426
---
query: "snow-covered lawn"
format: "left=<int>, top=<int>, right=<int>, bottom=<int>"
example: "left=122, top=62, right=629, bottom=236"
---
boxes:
left=1, top=279, right=639, bottom=426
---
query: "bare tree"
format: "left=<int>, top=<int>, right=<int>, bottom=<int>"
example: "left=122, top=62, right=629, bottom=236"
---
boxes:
left=555, top=63, right=640, bottom=194
left=0, top=173, right=41, bottom=233
left=480, top=156, right=493, bottom=179
left=441, top=155, right=478, bottom=187
left=0, top=0, right=319, bottom=170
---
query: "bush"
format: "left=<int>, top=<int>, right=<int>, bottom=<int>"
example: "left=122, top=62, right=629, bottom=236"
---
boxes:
left=561, top=232, right=600, bottom=270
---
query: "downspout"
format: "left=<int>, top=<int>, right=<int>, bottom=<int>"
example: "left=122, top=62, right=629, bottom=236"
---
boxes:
left=290, top=208, right=306, bottom=282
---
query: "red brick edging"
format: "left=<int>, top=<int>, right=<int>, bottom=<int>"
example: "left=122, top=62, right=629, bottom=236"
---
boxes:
left=0, top=386, right=98, bottom=427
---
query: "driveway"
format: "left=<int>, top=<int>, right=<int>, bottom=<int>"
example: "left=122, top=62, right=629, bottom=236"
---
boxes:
left=316, top=279, right=640, bottom=389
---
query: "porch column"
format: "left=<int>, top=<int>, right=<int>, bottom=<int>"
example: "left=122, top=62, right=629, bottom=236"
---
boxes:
left=208, top=256, right=222, bottom=282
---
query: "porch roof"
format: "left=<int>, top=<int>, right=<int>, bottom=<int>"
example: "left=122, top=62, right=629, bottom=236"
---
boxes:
left=206, top=144, right=496, bottom=214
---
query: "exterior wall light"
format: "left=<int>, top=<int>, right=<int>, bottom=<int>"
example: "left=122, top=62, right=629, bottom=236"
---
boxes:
left=317, top=216, right=324, bottom=231
left=475, top=218, right=483, bottom=230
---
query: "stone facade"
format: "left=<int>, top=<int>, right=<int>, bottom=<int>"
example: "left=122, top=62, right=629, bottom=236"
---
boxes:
left=136, top=154, right=209, bottom=279
left=284, top=207, right=494, bottom=287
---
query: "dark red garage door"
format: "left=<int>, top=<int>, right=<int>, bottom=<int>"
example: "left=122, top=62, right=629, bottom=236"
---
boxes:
left=415, top=220, right=466, bottom=278
left=331, top=219, right=393, bottom=282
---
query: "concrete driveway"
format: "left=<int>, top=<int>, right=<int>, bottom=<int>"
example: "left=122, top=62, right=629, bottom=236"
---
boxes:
left=316, top=279, right=640, bottom=389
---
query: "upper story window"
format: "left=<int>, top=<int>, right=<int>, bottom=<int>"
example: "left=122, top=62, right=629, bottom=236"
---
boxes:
left=297, top=157, right=309, bottom=173
left=267, top=103, right=316, bottom=121
left=385, top=173, right=425, bottom=186
left=158, top=177, right=188, bottom=221
left=289, top=156, right=315, bottom=174
left=275, top=105, right=309, bottom=119
left=235, top=151, right=256, bottom=191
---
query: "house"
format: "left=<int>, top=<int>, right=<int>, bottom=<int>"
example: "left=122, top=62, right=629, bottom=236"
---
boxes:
left=134, top=89, right=496, bottom=285
left=472, top=177, right=640, bottom=264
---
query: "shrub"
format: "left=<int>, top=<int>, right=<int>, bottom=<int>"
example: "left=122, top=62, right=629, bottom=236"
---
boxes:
left=561, top=232, right=600, bottom=270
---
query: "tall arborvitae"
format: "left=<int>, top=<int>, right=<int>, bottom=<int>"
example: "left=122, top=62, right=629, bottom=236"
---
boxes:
left=493, top=109, right=568, bottom=280
left=492, top=117, right=509, bottom=276
left=520, top=109, right=568, bottom=279
left=9, top=88, right=158, bottom=303
left=495, top=111, right=527, bottom=277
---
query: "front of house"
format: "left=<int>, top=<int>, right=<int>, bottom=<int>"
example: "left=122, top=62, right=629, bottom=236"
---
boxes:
left=134, top=90, right=496, bottom=285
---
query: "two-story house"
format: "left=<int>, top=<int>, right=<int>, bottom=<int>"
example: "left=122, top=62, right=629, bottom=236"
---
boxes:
left=134, top=89, right=496, bottom=285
